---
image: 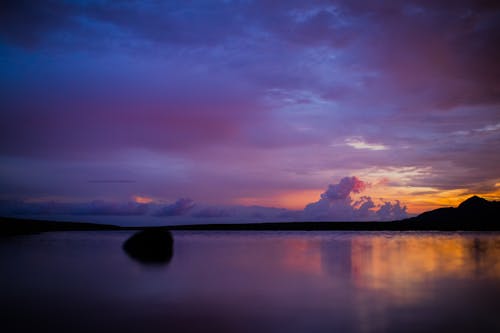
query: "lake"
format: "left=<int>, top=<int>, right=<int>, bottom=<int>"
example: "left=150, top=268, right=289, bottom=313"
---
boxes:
left=1, top=231, right=499, bottom=333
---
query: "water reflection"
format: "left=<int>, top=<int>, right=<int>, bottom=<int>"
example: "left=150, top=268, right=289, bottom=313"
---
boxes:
left=284, top=233, right=500, bottom=301
left=1, top=231, right=499, bottom=333
left=281, top=239, right=323, bottom=275
left=166, top=232, right=500, bottom=332
left=267, top=233, right=500, bottom=280
left=171, top=232, right=500, bottom=293
left=347, top=234, right=500, bottom=290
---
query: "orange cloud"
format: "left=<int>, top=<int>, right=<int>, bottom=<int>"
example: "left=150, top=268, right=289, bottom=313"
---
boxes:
left=133, top=195, right=154, bottom=204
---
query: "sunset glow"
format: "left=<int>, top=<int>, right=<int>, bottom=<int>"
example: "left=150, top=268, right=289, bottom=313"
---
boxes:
left=133, top=195, right=154, bottom=204
left=1, top=1, right=499, bottom=223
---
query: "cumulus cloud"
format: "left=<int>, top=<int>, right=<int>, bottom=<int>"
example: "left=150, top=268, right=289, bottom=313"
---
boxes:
left=304, top=176, right=407, bottom=221
left=304, top=176, right=367, bottom=221
left=353, top=196, right=376, bottom=218
left=320, top=176, right=367, bottom=200
left=376, top=200, right=408, bottom=221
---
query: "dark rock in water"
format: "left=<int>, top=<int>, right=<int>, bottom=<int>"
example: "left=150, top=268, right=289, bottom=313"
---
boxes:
left=123, top=229, right=173, bottom=264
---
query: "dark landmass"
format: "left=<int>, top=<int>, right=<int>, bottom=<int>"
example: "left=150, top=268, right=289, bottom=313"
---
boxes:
left=0, top=217, right=123, bottom=236
left=1, top=196, right=499, bottom=235
left=172, top=195, right=500, bottom=231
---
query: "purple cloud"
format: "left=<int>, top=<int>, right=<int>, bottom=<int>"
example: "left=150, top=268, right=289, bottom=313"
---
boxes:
left=0, top=199, right=149, bottom=216
left=0, top=175, right=407, bottom=223
left=376, top=200, right=408, bottom=221
left=304, top=177, right=407, bottom=221
left=320, top=177, right=367, bottom=201
left=154, top=198, right=195, bottom=217
left=192, top=207, right=229, bottom=218
left=0, top=1, right=499, bottom=211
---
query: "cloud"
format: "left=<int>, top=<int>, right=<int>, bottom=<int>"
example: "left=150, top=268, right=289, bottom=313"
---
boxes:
left=320, top=176, right=367, bottom=201
left=0, top=199, right=149, bottom=216
left=191, top=205, right=296, bottom=222
left=154, top=198, right=195, bottom=217
left=345, top=137, right=388, bottom=151
left=376, top=200, right=408, bottom=221
left=0, top=176, right=408, bottom=222
left=73, top=200, right=150, bottom=216
left=1, top=1, right=499, bottom=209
left=192, top=207, right=229, bottom=218
left=304, top=176, right=407, bottom=221
left=353, top=196, right=376, bottom=217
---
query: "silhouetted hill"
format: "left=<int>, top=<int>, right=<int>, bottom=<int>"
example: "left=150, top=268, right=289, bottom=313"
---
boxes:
left=458, top=195, right=489, bottom=209
left=402, top=195, right=500, bottom=230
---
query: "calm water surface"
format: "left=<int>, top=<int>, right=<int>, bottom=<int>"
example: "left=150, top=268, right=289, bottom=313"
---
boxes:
left=1, top=231, right=499, bottom=333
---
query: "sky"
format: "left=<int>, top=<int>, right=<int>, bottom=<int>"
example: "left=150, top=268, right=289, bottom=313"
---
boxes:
left=1, top=0, right=500, bottom=224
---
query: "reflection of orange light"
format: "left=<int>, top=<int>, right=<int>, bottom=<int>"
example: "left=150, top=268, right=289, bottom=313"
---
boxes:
left=349, top=235, right=500, bottom=302
left=281, top=239, right=323, bottom=275
left=133, top=195, right=154, bottom=204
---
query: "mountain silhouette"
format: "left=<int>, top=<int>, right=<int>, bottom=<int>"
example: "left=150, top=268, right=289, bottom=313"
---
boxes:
left=403, top=195, right=500, bottom=230
left=458, top=195, right=489, bottom=209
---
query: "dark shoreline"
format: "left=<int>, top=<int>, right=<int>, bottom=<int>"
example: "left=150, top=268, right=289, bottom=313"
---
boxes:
left=2, top=196, right=499, bottom=235
left=1, top=217, right=499, bottom=236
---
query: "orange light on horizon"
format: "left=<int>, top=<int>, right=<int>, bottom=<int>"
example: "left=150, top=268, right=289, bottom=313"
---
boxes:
left=232, top=176, right=500, bottom=214
left=233, top=189, right=321, bottom=210
left=133, top=195, right=154, bottom=204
